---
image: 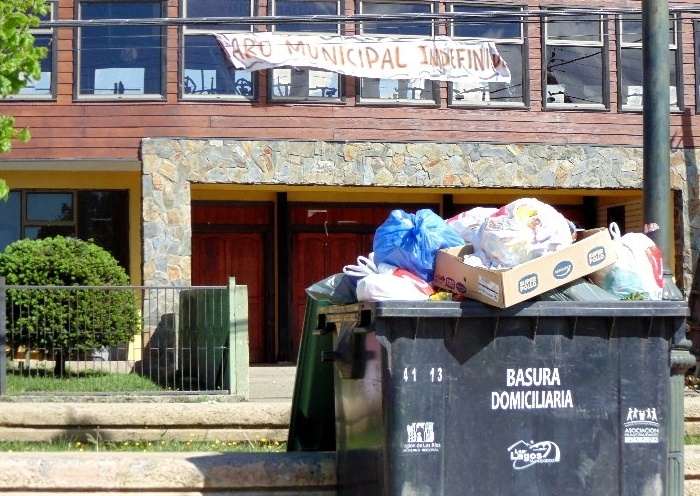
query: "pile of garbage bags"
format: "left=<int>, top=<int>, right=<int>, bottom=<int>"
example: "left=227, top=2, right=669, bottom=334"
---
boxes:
left=306, top=198, right=665, bottom=304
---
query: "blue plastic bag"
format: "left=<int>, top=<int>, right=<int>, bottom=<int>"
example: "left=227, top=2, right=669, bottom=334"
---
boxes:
left=373, top=209, right=464, bottom=282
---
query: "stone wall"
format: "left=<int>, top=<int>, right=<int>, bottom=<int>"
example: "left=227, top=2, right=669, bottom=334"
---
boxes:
left=141, top=138, right=695, bottom=291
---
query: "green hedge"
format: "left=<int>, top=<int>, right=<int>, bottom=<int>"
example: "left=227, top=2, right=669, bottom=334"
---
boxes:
left=0, top=236, right=140, bottom=354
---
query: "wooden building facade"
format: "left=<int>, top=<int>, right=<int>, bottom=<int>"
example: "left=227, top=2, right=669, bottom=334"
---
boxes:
left=1, top=0, right=698, bottom=362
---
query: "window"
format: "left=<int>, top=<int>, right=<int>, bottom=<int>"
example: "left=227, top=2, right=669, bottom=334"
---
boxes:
left=543, top=12, right=607, bottom=109
left=77, top=1, right=164, bottom=99
left=25, top=192, right=76, bottom=240
left=269, top=0, right=341, bottom=101
left=450, top=5, right=526, bottom=107
left=358, top=0, right=437, bottom=104
left=0, top=190, right=130, bottom=271
left=13, top=1, right=56, bottom=99
left=619, top=13, right=680, bottom=111
left=183, top=0, right=255, bottom=100
left=0, top=192, right=21, bottom=251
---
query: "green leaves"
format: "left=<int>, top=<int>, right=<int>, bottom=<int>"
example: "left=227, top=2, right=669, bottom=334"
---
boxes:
left=0, top=237, right=141, bottom=352
left=0, top=115, right=30, bottom=154
left=0, top=179, right=8, bottom=201
left=0, top=0, right=50, bottom=154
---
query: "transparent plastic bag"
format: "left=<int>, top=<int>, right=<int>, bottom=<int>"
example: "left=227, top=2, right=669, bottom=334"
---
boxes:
left=589, top=223, right=664, bottom=300
left=472, top=198, right=575, bottom=268
left=446, top=207, right=498, bottom=244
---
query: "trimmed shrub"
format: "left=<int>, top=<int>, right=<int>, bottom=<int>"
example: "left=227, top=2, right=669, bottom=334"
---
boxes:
left=0, top=236, right=140, bottom=358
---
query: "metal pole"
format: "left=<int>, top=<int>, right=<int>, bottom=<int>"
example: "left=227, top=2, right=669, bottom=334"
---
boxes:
left=642, top=0, right=670, bottom=263
left=641, top=1, right=695, bottom=494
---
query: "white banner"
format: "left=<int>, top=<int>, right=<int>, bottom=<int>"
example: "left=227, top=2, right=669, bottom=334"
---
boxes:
left=215, top=32, right=511, bottom=83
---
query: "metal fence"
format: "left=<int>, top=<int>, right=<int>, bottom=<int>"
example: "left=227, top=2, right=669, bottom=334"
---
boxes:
left=0, top=278, right=250, bottom=397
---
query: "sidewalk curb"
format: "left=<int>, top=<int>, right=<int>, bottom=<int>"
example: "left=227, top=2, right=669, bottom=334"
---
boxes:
left=0, top=451, right=337, bottom=493
left=0, top=401, right=292, bottom=443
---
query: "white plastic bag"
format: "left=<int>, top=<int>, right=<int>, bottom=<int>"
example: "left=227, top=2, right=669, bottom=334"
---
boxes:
left=446, top=207, right=498, bottom=244
left=343, top=253, right=379, bottom=277
left=344, top=252, right=435, bottom=301
left=472, top=198, right=575, bottom=268
left=589, top=223, right=664, bottom=300
left=356, top=273, right=431, bottom=301
left=390, top=268, right=435, bottom=296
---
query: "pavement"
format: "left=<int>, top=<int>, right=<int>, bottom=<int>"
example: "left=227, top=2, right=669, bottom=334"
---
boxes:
left=0, top=365, right=301, bottom=444
left=248, top=364, right=297, bottom=402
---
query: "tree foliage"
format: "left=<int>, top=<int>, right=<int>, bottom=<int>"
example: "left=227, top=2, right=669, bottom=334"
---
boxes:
left=0, top=237, right=141, bottom=354
left=0, top=0, right=49, bottom=153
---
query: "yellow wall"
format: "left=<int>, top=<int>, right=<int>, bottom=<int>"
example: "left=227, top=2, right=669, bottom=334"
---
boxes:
left=1, top=174, right=651, bottom=289
left=1, top=170, right=142, bottom=284
left=598, top=195, right=644, bottom=232
left=191, top=184, right=601, bottom=216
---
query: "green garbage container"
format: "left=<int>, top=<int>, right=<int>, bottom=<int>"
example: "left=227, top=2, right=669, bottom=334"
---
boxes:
left=317, top=299, right=688, bottom=496
left=287, top=296, right=336, bottom=452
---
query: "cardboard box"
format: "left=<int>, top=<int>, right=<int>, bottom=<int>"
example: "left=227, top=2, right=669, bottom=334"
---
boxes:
left=433, top=227, right=617, bottom=308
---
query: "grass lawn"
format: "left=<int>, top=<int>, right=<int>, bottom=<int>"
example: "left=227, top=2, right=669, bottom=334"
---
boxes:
left=0, top=438, right=286, bottom=453
left=6, top=370, right=163, bottom=394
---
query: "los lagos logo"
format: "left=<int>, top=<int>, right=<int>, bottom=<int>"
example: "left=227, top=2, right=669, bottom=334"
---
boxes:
left=507, top=440, right=561, bottom=470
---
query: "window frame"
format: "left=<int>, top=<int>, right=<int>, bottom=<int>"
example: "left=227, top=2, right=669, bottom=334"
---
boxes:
left=0, top=189, right=130, bottom=271
left=181, top=0, right=257, bottom=101
left=617, top=11, right=682, bottom=112
left=542, top=10, right=609, bottom=110
left=447, top=2, right=528, bottom=108
left=267, top=0, right=344, bottom=103
left=8, top=0, right=57, bottom=100
left=75, top=0, right=167, bottom=101
left=22, top=191, right=77, bottom=240
left=355, top=0, right=440, bottom=106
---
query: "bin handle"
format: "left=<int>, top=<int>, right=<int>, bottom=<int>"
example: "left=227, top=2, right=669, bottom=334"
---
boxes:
left=314, top=322, right=336, bottom=336
left=321, top=350, right=339, bottom=362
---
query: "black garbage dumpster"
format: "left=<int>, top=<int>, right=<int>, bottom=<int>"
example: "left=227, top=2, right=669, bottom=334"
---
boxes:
left=317, top=300, right=688, bottom=496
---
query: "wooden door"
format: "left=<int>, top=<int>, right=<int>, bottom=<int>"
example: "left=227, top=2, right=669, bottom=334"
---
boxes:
left=192, top=232, right=266, bottom=362
left=290, top=232, right=373, bottom=361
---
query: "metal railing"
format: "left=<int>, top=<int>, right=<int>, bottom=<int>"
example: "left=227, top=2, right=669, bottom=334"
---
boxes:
left=0, top=277, right=249, bottom=397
